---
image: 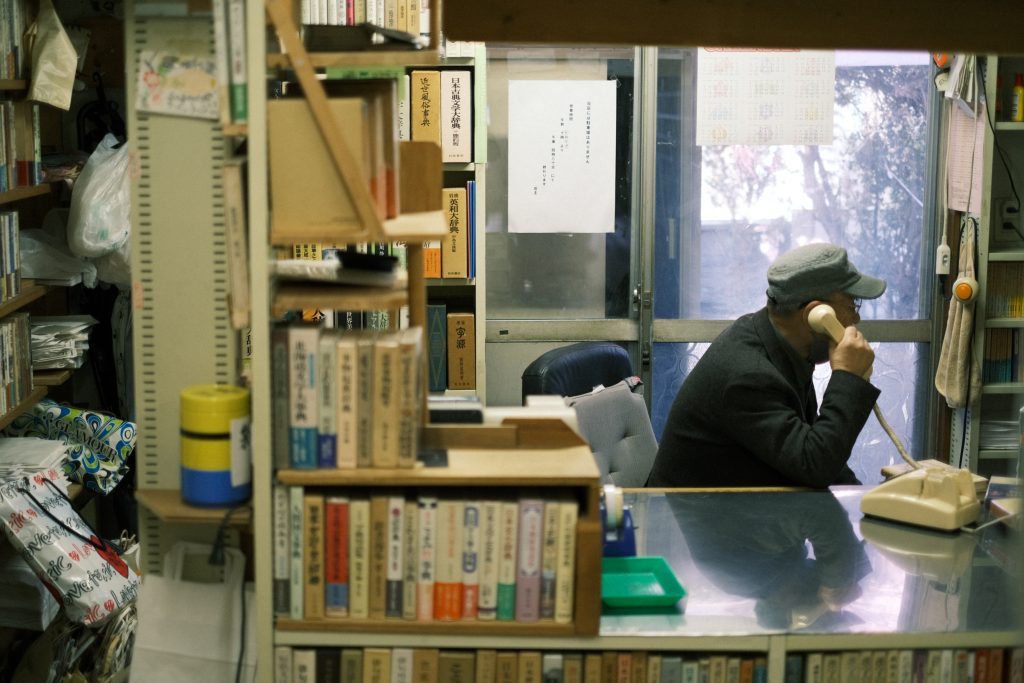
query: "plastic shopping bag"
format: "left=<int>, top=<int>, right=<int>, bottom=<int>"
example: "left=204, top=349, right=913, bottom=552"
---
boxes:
left=3, top=399, right=137, bottom=495
left=25, top=0, right=77, bottom=110
left=0, top=472, right=140, bottom=626
left=67, top=134, right=131, bottom=258
left=133, top=542, right=256, bottom=683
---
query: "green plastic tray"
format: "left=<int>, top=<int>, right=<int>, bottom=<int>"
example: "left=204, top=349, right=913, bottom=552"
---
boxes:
left=601, top=556, right=686, bottom=608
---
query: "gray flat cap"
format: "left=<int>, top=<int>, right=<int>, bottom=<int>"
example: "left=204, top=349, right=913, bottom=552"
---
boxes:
left=766, top=243, right=886, bottom=306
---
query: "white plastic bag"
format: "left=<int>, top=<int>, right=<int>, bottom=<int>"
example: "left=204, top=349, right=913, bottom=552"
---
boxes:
left=133, top=542, right=256, bottom=683
left=0, top=472, right=140, bottom=626
left=20, top=227, right=98, bottom=288
left=25, top=0, right=78, bottom=111
left=67, top=134, right=131, bottom=259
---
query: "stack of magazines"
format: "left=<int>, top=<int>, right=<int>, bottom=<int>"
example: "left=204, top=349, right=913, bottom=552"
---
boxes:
left=30, top=315, right=98, bottom=370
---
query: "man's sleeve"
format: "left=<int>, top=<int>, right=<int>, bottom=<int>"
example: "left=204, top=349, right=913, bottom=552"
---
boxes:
left=718, top=368, right=878, bottom=488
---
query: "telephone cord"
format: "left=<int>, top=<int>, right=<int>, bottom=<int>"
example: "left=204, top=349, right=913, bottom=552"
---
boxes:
left=872, top=403, right=918, bottom=468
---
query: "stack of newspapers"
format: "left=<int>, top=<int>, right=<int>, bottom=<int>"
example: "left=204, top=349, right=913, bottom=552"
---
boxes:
left=0, top=436, right=68, bottom=480
left=30, top=315, right=97, bottom=370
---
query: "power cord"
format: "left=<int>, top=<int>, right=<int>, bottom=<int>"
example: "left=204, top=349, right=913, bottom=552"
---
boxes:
left=207, top=504, right=251, bottom=683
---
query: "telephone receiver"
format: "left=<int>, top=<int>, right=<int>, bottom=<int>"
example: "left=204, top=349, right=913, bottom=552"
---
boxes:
left=806, top=304, right=872, bottom=379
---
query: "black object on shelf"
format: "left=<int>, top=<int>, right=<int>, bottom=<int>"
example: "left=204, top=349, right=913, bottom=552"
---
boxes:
left=302, top=23, right=427, bottom=52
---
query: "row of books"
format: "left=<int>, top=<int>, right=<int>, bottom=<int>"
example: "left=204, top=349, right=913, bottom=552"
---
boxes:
left=299, top=0, right=429, bottom=35
left=426, top=306, right=475, bottom=392
left=274, top=489, right=579, bottom=624
left=0, top=312, right=33, bottom=416
left=0, top=211, right=21, bottom=303
left=272, top=325, right=423, bottom=470
left=273, top=648, right=771, bottom=683
left=0, top=100, right=42, bottom=192
left=986, top=262, right=1024, bottom=319
left=981, top=328, right=1022, bottom=384
left=787, top=647, right=1022, bottom=683
left=401, top=70, right=474, bottom=164
left=0, top=0, right=29, bottom=81
left=423, top=182, right=477, bottom=279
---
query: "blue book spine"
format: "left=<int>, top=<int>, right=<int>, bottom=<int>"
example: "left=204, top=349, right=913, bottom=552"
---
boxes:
left=290, top=428, right=318, bottom=468
left=467, top=180, right=476, bottom=279
left=318, top=435, right=336, bottom=468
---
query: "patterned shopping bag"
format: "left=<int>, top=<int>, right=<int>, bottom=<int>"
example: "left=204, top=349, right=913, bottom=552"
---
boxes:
left=3, top=399, right=136, bottom=494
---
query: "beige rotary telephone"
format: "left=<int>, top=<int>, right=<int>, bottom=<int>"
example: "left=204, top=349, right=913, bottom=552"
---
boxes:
left=807, top=304, right=980, bottom=531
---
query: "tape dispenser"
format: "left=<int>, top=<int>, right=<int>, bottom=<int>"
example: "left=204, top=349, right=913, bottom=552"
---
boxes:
left=601, top=484, right=636, bottom=557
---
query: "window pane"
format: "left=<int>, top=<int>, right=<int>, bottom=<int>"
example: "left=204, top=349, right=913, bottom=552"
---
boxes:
left=485, top=47, right=636, bottom=319
left=654, top=50, right=933, bottom=321
left=651, top=341, right=929, bottom=485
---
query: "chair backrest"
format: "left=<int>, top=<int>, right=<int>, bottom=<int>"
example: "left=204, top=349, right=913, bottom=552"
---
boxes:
left=520, top=341, right=634, bottom=405
left=565, top=380, right=658, bottom=487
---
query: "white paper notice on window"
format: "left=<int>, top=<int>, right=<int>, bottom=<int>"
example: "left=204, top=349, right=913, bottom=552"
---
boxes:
left=508, top=80, right=616, bottom=234
left=696, top=49, right=835, bottom=146
left=946, top=101, right=987, bottom=216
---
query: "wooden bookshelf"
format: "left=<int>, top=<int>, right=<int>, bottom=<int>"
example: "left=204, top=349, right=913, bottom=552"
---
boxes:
left=0, top=283, right=50, bottom=319
left=135, top=488, right=252, bottom=526
left=33, top=370, right=73, bottom=386
left=0, top=79, right=27, bottom=91
left=222, top=123, right=249, bottom=137
left=0, top=386, right=47, bottom=431
left=0, top=183, right=54, bottom=206
left=267, top=50, right=440, bottom=69
left=272, top=283, right=408, bottom=318
left=276, top=422, right=603, bottom=637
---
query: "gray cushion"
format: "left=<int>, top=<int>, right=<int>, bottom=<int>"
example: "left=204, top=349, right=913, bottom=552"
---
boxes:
left=566, top=380, right=658, bottom=487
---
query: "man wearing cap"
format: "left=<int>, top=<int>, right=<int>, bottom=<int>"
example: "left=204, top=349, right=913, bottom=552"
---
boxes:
left=646, top=243, right=885, bottom=488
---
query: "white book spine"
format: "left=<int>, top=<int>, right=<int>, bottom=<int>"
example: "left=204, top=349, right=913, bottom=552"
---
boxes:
left=273, top=485, right=291, bottom=615
left=335, top=335, right=358, bottom=468
left=274, top=646, right=293, bottom=683
left=288, top=486, right=304, bottom=620
left=391, top=648, right=414, bottom=683
left=440, top=71, right=472, bottom=163
left=348, top=498, right=371, bottom=619
left=554, top=500, right=578, bottom=624
left=461, top=500, right=481, bottom=619
left=385, top=495, right=405, bottom=617
left=288, top=326, right=319, bottom=468
left=292, top=649, right=315, bottom=683
left=398, top=75, right=411, bottom=141
left=476, top=500, right=501, bottom=620
left=416, top=495, right=437, bottom=620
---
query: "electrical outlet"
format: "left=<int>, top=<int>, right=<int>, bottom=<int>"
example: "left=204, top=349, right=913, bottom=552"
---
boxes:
left=996, top=198, right=1022, bottom=241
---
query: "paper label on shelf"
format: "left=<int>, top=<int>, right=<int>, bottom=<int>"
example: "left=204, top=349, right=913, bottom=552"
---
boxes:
left=230, top=415, right=252, bottom=487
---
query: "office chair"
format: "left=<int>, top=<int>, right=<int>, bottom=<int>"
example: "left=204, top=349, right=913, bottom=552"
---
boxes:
left=520, top=342, right=658, bottom=487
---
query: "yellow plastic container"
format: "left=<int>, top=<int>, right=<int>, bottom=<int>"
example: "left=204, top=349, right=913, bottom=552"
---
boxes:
left=180, top=384, right=251, bottom=506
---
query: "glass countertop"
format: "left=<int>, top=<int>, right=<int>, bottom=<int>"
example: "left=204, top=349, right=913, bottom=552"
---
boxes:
left=601, top=487, right=1021, bottom=640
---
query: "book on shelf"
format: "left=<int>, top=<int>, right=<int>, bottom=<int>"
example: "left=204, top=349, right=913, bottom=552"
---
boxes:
left=515, top=497, right=543, bottom=622
left=289, top=486, right=305, bottom=620
left=303, top=493, right=326, bottom=619
left=348, top=496, right=371, bottom=619
left=325, top=495, right=350, bottom=616
left=423, top=241, right=442, bottom=278
left=273, top=484, right=291, bottom=615
left=461, top=500, right=481, bottom=619
left=441, top=186, right=468, bottom=278
left=446, top=312, right=475, bottom=390
left=401, top=498, right=419, bottom=620
left=275, top=326, right=424, bottom=469
left=467, top=179, right=476, bottom=279
left=226, top=0, right=247, bottom=123
left=368, top=493, right=390, bottom=619
left=426, top=303, right=447, bottom=392
left=410, top=70, right=441, bottom=147
left=222, top=158, right=250, bottom=330
left=439, top=71, right=472, bottom=163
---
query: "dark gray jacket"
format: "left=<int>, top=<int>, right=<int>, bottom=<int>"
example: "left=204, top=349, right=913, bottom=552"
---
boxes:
left=647, top=308, right=879, bottom=488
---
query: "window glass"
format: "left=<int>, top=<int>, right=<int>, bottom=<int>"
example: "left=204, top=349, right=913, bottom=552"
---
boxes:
left=651, top=342, right=928, bottom=485
left=654, top=50, right=934, bottom=321
left=485, top=47, right=636, bottom=319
